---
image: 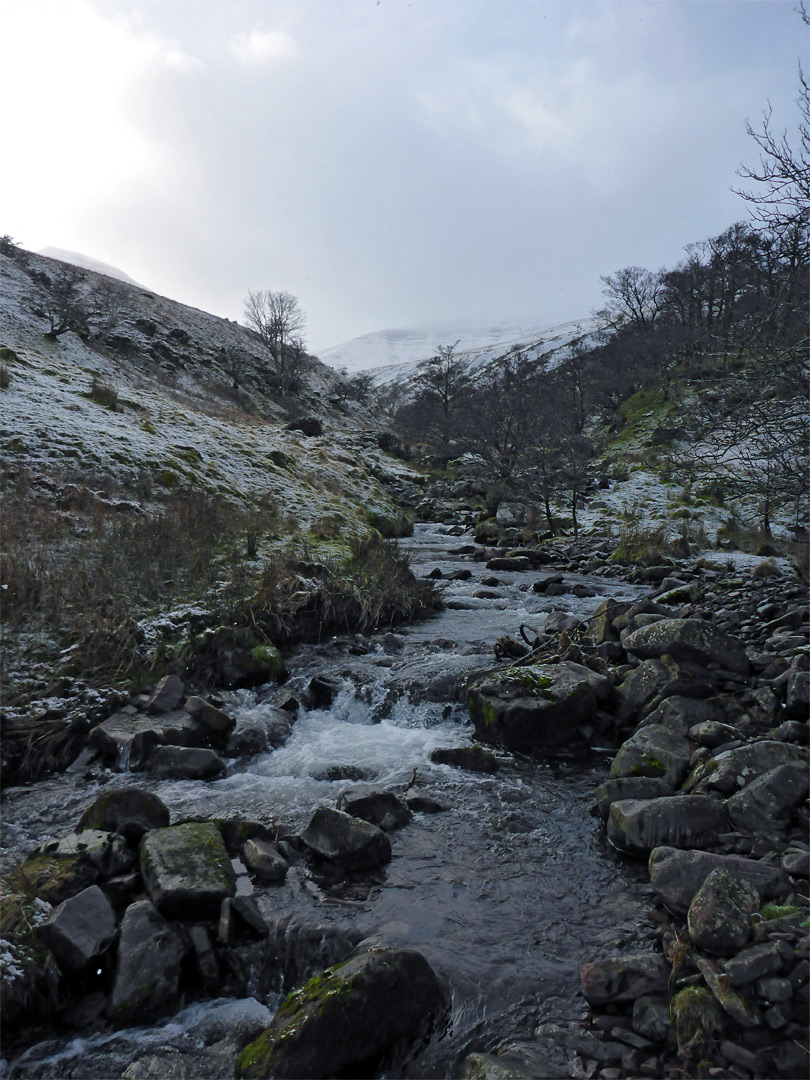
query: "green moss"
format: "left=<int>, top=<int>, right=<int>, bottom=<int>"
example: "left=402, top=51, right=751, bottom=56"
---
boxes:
left=157, top=468, right=179, bottom=488
left=174, top=445, right=202, bottom=466
left=4, top=437, right=26, bottom=453
left=758, top=902, right=800, bottom=921
left=629, top=757, right=667, bottom=777
left=671, top=986, right=722, bottom=1059
left=249, top=643, right=285, bottom=680
left=498, top=666, right=555, bottom=698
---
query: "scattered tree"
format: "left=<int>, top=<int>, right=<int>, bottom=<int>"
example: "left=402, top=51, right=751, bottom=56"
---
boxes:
left=243, top=289, right=307, bottom=394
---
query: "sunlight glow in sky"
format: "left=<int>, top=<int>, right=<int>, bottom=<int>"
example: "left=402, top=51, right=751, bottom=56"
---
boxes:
left=1, top=0, right=804, bottom=350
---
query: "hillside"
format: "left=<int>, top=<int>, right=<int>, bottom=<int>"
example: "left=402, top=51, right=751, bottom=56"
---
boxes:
left=318, top=317, right=602, bottom=383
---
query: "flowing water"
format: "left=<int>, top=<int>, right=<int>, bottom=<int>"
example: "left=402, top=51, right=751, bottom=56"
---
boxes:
left=2, top=523, right=654, bottom=1078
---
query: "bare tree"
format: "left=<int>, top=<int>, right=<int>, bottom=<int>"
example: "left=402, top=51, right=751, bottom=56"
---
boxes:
left=243, top=289, right=307, bottom=394
left=412, top=341, right=469, bottom=445
left=597, top=266, right=664, bottom=332
left=39, top=266, right=86, bottom=338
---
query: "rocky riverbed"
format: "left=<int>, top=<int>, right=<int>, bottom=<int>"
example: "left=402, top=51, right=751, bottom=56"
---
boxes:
left=1, top=518, right=808, bottom=1080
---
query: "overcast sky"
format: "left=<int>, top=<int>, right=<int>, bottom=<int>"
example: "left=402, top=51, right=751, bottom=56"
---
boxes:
left=2, top=0, right=804, bottom=351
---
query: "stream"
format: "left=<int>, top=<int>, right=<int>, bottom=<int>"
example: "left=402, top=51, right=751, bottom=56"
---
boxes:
left=2, top=522, right=654, bottom=1078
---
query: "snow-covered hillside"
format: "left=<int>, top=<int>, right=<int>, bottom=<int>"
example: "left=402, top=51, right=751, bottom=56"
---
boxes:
left=37, top=247, right=143, bottom=287
left=318, top=318, right=604, bottom=381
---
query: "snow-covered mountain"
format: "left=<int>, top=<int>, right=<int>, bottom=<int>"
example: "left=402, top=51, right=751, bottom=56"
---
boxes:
left=319, top=317, right=605, bottom=386
left=37, top=247, right=143, bottom=287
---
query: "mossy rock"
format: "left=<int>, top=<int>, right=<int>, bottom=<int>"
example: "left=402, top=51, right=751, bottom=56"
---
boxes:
left=9, top=852, right=98, bottom=905
left=236, top=948, right=447, bottom=1079
left=140, top=821, right=236, bottom=919
left=671, top=986, right=723, bottom=1059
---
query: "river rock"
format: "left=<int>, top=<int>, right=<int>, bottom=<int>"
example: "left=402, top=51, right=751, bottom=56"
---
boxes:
left=607, top=795, right=728, bottom=855
left=724, top=762, right=809, bottom=838
left=300, top=808, right=392, bottom=871
left=242, top=838, right=289, bottom=882
left=145, top=674, right=185, bottom=714
left=77, top=788, right=170, bottom=843
left=723, top=941, right=784, bottom=986
left=609, top=724, right=695, bottom=786
left=336, top=787, right=412, bottom=830
left=40, top=885, right=116, bottom=972
left=670, top=986, right=724, bottom=1058
left=88, top=713, right=165, bottom=770
left=430, top=745, right=500, bottom=772
left=614, top=659, right=680, bottom=722
left=593, top=777, right=674, bottom=819
left=639, top=695, right=725, bottom=736
left=686, top=867, right=760, bottom=956
left=184, top=696, right=235, bottom=734
left=235, top=947, right=447, bottom=1079
left=486, top=556, right=532, bottom=572
left=785, top=669, right=809, bottom=718
left=140, top=822, right=236, bottom=919
left=632, top=995, right=671, bottom=1042
left=686, top=740, right=806, bottom=795
left=108, top=900, right=189, bottom=1024
left=459, top=1052, right=563, bottom=1079
left=147, top=745, right=226, bottom=780
left=467, top=663, right=597, bottom=754
left=647, top=846, right=791, bottom=915
left=580, top=954, right=668, bottom=1005
left=622, top=618, right=750, bottom=675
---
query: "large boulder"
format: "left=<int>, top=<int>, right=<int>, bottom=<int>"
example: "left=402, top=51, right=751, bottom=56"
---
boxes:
left=686, top=868, right=760, bottom=956
left=77, top=788, right=170, bottom=843
left=614, top=659, right=681, bottom=722
left=622, top=618, right=750, bottom=675
left=607, top=796, right=728, bottom=855
left=592, top=776, right=674, bottom=820
left=609, top=724, right=695, bottom=787
left=108, top=900, right=189, bottom=1024
left=242, top=838, right=289, bottom=882
left=145, top=674, right=185, bottom=714
left=467, top=663, right=597, bottom=755
left=639, top=695, right=725, bottom=736
left=236, top=947, right=447, bottom=1079
left=685, top=740, right=806, bottom=795
left=648, top=846, right=791, bottom=915
left=140, top=822, right=236, bottom=919
left=724, top=762, right=809, bottom=838
left=300, top=808, right=392, bottom=871
left=40, top=885, right=116, bottom=972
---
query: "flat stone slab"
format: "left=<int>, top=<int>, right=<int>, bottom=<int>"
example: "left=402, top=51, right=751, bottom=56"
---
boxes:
left=622, top=618, right=750, bottom=675
left=607, top=795, right=728, bottom=855
left=648, top=846, right=791, bottom=915
left=140, top=822, right=236, bottom=919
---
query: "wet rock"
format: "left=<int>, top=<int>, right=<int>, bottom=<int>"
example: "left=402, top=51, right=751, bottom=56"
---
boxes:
left=592, top=777, right=674, bottom=820
left=631, top=995, right=671, bottom=1042
left=781, top=848, right=810, bottom=877
left=88, top=713, right=165, bottom=770
left=785, top=669, right=809, bottom=718
left=109, top=900, right=189, bottom=1024
left=140, top=822, right=236, bottom=919
left=640, top=695, right=725, bottom=736
left=145, top=674, right=185, bottom=714
left=609, top=724, right=695, bottom=787
left=235, top=947, right=447, bottom=1079
left=219, top=896, right=268, bottom=944
left=486, top=556, right=532, bottom=572
left=686, top=867, right=760, bottom=956
left=188, top=925, right=219, bottom=993
left=226, top=715, right=271, bottom=758
left=648, top=846, right=790, bottom=915
left=242, top=838, right=289, bottom=882
left=405, top=792, right=447, bottom=813
left=607, top=796, right=728, bottom=855
left=686, top=740, right=806, bottom=795
left=622, top=618, right=750, bottom=675
left=689, top=720, right=743, bottom=748
left=725, top=762, right=809, bottom=838
left=337, top=787, right=412, bottom=830
left=614, top=659, right=680, bottom=722
left=467, top=663, right=597, bottom=755
left=300, top=808, right=392, bottom=871
left=459, top=1051, right=557, bottom=1079
left=41, top=884, right=116, bottom=972
left=184, top=696, right=235, bottom=734
left=430, top=745, right=500, bottom=773
left=147, top=745, right=226, bottom=780
left=580, top=954, right=668, bottom=1006
left=12, top=850, right=98, bottom=905
left=306, top=676, right=340, bottom=709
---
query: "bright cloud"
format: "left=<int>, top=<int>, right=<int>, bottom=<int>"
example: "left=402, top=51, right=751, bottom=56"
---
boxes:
left=230, top=28, right=299, bottom=65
